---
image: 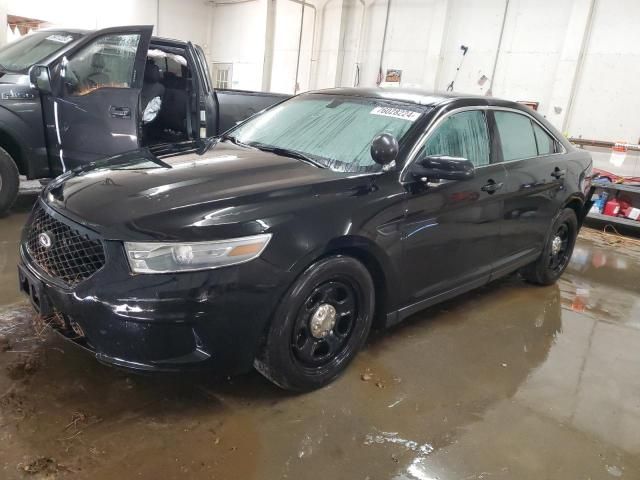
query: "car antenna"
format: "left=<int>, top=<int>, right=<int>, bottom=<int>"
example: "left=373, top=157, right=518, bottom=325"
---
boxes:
left=446, top=45, right=469, bottom=92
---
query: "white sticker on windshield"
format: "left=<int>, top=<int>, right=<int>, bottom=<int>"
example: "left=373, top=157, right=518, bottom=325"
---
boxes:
left=370, top=106, right=420, bottom=122
left=46, top=34, right=75, bottom=44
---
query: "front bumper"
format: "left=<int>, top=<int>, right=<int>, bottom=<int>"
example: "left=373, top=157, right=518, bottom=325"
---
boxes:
left=18, top=240, right=287, bottom=375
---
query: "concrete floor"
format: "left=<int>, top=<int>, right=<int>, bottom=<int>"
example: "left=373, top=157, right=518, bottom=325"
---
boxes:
left=1, top=193, right=639, bottom=479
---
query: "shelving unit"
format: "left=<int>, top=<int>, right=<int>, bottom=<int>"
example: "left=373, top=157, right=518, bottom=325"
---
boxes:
left=586, top=181, right=640, bottom=232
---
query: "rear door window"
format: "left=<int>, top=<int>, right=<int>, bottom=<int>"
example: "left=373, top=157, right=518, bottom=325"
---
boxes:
left=420, top=110, right=490, bottom=167
left=494, top=111, right=537, bottom=161
left=533, top=123, right=556, bottom=155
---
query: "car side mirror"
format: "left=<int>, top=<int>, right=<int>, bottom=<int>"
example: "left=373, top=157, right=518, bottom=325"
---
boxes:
left=410, top=155, right=475, bottom=182
left=29, top=64, right=52, bottom=94
left=370, top=133, right=399, bottom=166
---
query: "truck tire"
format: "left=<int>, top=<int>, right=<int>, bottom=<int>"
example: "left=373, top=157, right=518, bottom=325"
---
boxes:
left=0, top=147, right=19, bottom=216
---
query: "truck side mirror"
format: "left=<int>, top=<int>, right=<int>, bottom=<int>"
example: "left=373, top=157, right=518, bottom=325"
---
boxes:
left=29, top=65, right=52, bottom=94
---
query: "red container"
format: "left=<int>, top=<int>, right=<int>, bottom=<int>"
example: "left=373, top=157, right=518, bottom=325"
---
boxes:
left=618, top=198, right=632, bottom=212
left=603, top=198, right=621, bottom=216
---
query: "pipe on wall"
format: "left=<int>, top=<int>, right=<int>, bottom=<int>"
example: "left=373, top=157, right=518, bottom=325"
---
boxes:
left=353, top=0, right=368, bottom=86
left=312, top=0, right=334, bottom=90
left=289, top=0, right=317, bottom=94
left=262, top=0, right=277, bottom=91
left=294, top=1, right=306, bottom=93
left=487, top=0, right=509, bottom=95
left=377, top=0, right=392, bottom=85
left=562, top=0, right=597, bottom=133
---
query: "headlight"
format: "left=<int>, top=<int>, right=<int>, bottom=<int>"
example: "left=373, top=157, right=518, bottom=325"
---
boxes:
left=124, top=234, right=272, bottom=273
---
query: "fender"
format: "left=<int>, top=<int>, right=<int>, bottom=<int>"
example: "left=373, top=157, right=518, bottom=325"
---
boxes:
left=0, top=102, right=49, bottom=179
left=286, top=234, right=404, bottom=324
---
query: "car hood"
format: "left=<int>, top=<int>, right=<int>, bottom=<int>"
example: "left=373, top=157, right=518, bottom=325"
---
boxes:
left=0, top=72, right=27, bottom=85
left=44, top=144, right=354, bottom=241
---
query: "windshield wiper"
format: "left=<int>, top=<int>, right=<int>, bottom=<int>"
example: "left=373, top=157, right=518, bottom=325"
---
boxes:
left=197, top=136, right=219, bottom=155
left=250, top=143, right=326, bottom=169
left=71, top=150, right=171, bottom=174
left=197, top=134, right=254, bottom=155
left=220, top=134, right=253, bottom=149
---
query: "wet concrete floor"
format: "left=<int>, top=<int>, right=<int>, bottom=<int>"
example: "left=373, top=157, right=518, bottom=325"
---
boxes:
left=1, top=193, right=639, bottom=479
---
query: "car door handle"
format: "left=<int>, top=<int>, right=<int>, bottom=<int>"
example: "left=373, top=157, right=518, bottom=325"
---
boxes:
left=481, top=180, right=504, bottom=193
left=551, top=168, right=566, bottom=179
left=109, top=106, right=131, bottom=119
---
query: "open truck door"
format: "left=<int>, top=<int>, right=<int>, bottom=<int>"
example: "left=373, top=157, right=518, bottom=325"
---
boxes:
left=41, top=26, right=153, bottom=174
left=187, top=42, right=216, bottom=139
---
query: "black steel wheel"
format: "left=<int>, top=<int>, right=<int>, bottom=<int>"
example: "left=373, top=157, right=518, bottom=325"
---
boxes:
left=255, top=255, right=374, bottom=391
left=548, top=222, right=571, bottom=274
left=292, top=280, right=358, bottom=367
left=521, top=208, right=578, bottom=286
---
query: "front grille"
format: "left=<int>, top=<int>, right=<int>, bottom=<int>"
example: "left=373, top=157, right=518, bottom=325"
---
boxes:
left=26, top=204, right=106, bottom=287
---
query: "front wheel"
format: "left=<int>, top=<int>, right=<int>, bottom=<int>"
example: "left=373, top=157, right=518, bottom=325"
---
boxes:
left=521, top=208, right=578, bottom=286
left=254, top=255, right=374, bottom=391
left=0, top=147, right=19, bottom=216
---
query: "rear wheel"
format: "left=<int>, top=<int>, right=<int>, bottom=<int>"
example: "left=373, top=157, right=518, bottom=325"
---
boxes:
left=521, top=208, right=578, bottom=285
left=0, top=147, right=19, bottom=216
left=254, top=255, right=374, bottom=391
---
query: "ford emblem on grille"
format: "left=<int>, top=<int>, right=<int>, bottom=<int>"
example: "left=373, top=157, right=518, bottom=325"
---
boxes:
left=38, top=232, right=53, bottom=249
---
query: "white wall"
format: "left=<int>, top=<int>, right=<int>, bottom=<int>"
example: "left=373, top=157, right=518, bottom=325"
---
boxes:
left=307, top=0, right=640, bottom=142
left=209, top=0, right=268, bottom=90
left=4, top=0, right=639, bottom=142
left=311, top=0, right=344, bottom=89
left=271, top=0, right=304, bottom=93
left=208, top=0, right=316, bottom=94
left=6, top=0, right=209, bottom=46
left=567, top=0, right=640, bottom=143
left=0, top=0, right=7, bottom=45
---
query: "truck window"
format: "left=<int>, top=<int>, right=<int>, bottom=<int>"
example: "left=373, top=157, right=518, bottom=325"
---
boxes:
left=0, top=31, right=81, bottom=73
left=142, top=48, right=193, bottom=146
left=63, top=34, right=141, bottom=96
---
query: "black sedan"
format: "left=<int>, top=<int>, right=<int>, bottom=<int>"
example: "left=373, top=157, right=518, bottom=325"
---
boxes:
left=18, top=88, right=593, bottom=391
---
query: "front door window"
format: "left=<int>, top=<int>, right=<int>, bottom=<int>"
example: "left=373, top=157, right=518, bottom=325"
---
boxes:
left=63, top=33, right=141, bottom=96
left=419, top=110, right=490, bottom=167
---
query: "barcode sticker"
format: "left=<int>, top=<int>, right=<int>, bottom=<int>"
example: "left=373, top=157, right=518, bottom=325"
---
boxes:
left=370, top=106, right=421, bottom=121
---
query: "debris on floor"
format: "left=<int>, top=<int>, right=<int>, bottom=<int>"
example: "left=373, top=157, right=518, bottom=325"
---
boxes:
left=20, top=457, right=66, bottom=476
left=6, top=352, right=40, bottom=379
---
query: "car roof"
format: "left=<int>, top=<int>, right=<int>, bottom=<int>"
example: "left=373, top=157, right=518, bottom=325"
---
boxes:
left=306, top=87, right=520, bottom=109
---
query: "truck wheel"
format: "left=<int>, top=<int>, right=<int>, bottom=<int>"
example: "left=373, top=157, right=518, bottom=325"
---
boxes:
left=0, top=147, right=19, bottom=216
left=254, top=255, right=374, bottom=391
left=521, top=208, right=578, bottom=286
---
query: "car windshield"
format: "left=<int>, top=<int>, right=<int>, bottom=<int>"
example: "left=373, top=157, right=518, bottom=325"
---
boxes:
left=230, top=94, right=427, bottom=173
left=0, top=31, right=82, bottom=72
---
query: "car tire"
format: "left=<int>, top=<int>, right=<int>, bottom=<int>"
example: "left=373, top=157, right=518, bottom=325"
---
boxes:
left=254, top=255, right=375, bottom=392
left=521, top=208, right=578, bottom=286
left=0, top=147, right=19, bottom=216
